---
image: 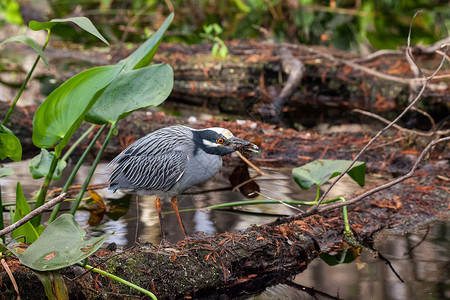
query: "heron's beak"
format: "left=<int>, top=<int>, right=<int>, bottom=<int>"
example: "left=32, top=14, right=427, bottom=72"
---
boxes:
left=229, top=137, right=259, bottom=153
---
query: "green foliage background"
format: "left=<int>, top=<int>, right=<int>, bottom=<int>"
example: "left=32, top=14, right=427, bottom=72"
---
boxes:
left=1, top=0, right=448, bottom=51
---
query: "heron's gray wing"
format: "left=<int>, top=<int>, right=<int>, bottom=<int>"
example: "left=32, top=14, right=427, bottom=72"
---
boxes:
left=109, top=126, right=193, bottom=166
left=109, top=151, right=187, bottom=191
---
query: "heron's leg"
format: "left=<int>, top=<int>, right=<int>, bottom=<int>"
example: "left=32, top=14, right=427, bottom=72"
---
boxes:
left=171, top=196, right=188, bottom=239
left=155, top=197, right=166, bottom=241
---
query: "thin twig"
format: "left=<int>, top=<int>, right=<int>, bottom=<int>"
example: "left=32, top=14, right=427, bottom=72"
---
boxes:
left=0, top=193, right=66, bottom=237
left=253, top=191, right=304, bottom=212
left=351, top=49, right=402, bottom=63
left=310, top=12, right=449, bottom=211
left=353, top=109, right=449, bottom=137
left=234, top=151, right=277, bottom=179
left=361, top=136, right=405, bottom=151
left=410, top=107, right=436, bottom=132
left=408, top=226, right=430, bottom=252
left=268, top=136, right=450, bottom=225
left=406, top=11, right=424, bottom=79
left=231, top=174, right=261, bottom=192
left=1, top=258, right=20, bottom=299
left=310, top=136, right=449, bottom=214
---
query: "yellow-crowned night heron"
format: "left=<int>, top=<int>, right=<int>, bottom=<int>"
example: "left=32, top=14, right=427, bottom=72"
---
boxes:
left=109, top=125, right=258, bottom=240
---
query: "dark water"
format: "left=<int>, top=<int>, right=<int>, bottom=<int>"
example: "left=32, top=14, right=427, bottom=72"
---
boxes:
left=1, top=160, right=449, bottom=299
left=255, top=221, right=449, bottom=300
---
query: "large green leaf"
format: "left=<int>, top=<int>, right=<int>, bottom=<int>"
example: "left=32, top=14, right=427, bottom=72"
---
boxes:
left=292, top=159, right=366, bottom=190
left=0, top=35, right=49, bottom=68
left=29, top=149, right=67, bottom=180
left=120, top=13, right=173, bottom=71
left=11, top=182, right=39, bottom=243
left=32, top=65, right=123, bottom=157
left=18, top=214, right=112, bottom=271
left=85, top=64, right=174, bottom=124
left=29, top=17, right=109, bottom=45
left=0, top=125, right=22, bottom=162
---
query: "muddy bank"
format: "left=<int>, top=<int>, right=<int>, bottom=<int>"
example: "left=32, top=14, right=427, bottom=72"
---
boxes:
left=2, top=101, right=447, bottom=177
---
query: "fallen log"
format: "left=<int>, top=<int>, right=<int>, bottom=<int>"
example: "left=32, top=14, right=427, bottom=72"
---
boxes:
left=1, top=40, right=448, bottom=127
left=152, top=41, right=449, bottom=124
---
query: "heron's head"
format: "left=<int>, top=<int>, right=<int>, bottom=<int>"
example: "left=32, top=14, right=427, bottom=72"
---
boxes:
left=193, top=127, right=259, bottom=156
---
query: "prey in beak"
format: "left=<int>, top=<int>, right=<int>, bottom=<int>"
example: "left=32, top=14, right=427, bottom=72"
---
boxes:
left=228, top=136, right=259, bottom=154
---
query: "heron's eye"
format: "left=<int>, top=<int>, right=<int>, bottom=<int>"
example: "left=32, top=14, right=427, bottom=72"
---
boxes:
left=217, top=138, right=224, bottom=144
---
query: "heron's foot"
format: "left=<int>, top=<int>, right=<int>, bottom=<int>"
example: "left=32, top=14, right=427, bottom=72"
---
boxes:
left=158, top=238, right=171, bottom=248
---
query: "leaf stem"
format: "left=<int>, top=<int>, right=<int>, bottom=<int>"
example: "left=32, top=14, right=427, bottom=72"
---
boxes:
left=0, top=185, right=3, bottom=242
left=49, top=124, right=107, bottom=223
left=61, top=124, right=96, bottom=163
left=31, top=152, right=58, bottom=227
left=81, top=264, right=157, bottom=300
left=342, top=204, right=350, bottom=233
left=70, top=124, right=113, bottom=215
left=2, top=29, right=51, bottom=125
left=314, top=186, right=320, bottom=203
left=205, top=199, right=314, bottom=209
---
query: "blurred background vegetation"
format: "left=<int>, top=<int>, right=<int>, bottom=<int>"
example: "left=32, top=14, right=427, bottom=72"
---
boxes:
left=0, top=0, right=449, bottom=53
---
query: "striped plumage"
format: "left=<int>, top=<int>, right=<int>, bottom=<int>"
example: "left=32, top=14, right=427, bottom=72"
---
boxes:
left=108, top=125, right=258, bottom=240
left=109, top=126, right=192, bottom=193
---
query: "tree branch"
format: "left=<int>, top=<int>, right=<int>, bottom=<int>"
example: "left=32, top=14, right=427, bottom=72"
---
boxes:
left=268, top=135, right=449, bottom=225
left=352, top=109, right=450, bottom=137
left=0, top=193, right=66, bottom=237
left=310, top=14, right=449, bottom=210
left=310, top=136, right=449, bottom=215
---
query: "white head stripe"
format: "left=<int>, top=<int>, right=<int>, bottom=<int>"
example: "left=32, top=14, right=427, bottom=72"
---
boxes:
left=203, top=139, right=220, bottom=147
left=209, top=128, right=233, bottom=139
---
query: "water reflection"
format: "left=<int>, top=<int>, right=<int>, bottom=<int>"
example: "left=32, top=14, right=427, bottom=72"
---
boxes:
left=0, top=160, right=316, bottom=246
left=253, top=222, right=449, bottom=300
left=106, top=165, right=316, bottom=245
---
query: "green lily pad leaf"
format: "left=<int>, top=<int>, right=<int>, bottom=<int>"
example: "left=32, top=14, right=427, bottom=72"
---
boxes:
left=29, top=149, right=67, bottom=180
left=0, top=35, right=49, bottom=68
left=29, top=17, right=109, bottom=45
left=0, top=125, right=22, bottom=162
left=12, top=182, right=40, bottom=243
left=120, top=13, right=173, bottom=71
left=0, top=166, right=14, bottom=178
left=18, top=214, right=112, bottom=271
left=85, top=64, right=173, bottom=124
left=32, top=65, right=123, bottom=157
left=292, top=159, right=366, bottom=190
